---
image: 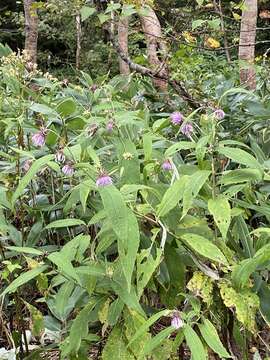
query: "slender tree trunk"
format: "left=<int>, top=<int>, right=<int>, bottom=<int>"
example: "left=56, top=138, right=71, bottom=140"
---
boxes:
left=76, top=11, right=82, bottom=70
left=118, top=16, right=130, bottom=75
left=140, top=6, right=168, bottom=92
left=214, top=0, right=231, bottom=63
left=238, top=0, right=258, bottom=90
left=23, top=0, right=38, bottom=65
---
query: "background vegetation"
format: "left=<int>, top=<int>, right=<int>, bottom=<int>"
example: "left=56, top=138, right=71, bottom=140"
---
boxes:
left=0, top=0, right=270, bottom=359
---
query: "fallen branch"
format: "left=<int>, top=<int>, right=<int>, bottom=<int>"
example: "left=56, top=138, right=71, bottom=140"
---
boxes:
left=110, top=33, right=203, bottom=109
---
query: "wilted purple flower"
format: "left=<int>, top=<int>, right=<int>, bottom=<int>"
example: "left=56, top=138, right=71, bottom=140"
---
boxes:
left=96, top=174, right=113, bottom=187
left=23, top=159, right=32, bottom=172
left=90, top=84, right=98, bottom=92
left=106, top=120, right=114, bottom=132
left=162, top=159, right=173, bottom=171
left=87, top=123, right=98, bottom=137
left=181, top=122, right=193, bottom=138
left=55, top=150, right=65, bottom=163
left=62, top=163, right=74, bottom=176
left=32, top=128, right=47, bottom=147
left=171, top=314, right=183, bottom=329
left=170, top=112, right=183, bottom=125
left=213, top=109, right=225, bottom=120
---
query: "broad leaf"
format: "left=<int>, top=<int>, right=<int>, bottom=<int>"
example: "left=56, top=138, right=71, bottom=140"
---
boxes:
left=0, top=265, right=48, bottom=297
left=198, top=319, right=231, bottom=358
left=208, top=196, right=231, bottom=240
left=157, top=176, right=189, bottom=217
left=99, top=186, right=140, bottom=291
left=183, top=324, right=207, bottom=360
left=180, top=234, right=228, bottom=265
left=12, top=155, right=54, bottom=205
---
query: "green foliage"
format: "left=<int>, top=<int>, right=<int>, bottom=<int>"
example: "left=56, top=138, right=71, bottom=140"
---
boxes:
left=1, top=36, right=270, bottom=358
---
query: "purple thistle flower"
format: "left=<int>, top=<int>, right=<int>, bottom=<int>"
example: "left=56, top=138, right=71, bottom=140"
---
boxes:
left=55, top=150, right=65, bottom=163
left=171, top=314, right=183, bottom=329
left=32, top=128, right=47, bottom=147
left=162, top=159, right=173, bottom=171
left=106, top=120, right=114, bottom=132
left=170, top=112, right=183, bottom=125
left=181, top=122, right=193, bottom=138
left=213, top=109, right=225, bottom=120
left=62, top=163, right=74, bottom=176
left=96, top=174, right=113, bottom=187
left=23, top=159, right=32, bottom=172
left=90, top=84, right=98, bottom=92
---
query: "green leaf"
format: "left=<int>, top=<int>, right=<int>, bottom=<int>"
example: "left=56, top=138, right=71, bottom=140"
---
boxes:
left=157, top=176, right=189, bottom=217
left=218, top=147, right=263, bottom=170
left=220, top=169, right=263, bottom=185
left=165, top=141, right=196, bottom=157
left=142, top=327, right=174, bottom=357
left=45, top=218, right=86, bottom=229
left=12, top=155, right=54, bottom=205
left=235, top=216, right=254, bottom=258
left=183, top=324, right=207, bottom=360
left=55, top=98, right=76, bottom=117
left=48, top=252, right=81, bottom=284
left=67, top=299, right=98, bottom=355
left=102, top=326, right=135, bottom=360
left=107, top=298, right=124, bottom=326
left=5, top=246, right=43, bottom=256
left=30, top=103, right=57, bottom=117
left=0, top=265, right=48, bottom=297
left=198, top=319, right=231, bottom=358
left=208, top=196, right=231, bottom=240
left=127, top=309, right=171, bottom=348
left=99, top=186, right=140, bottom=292
left=51, top=281, right=76, bottom=321
left=137, top=248, right=162, bottom=298
left=192, top=19, right=206, bottom=30
left=180, top=234, right=228, bottom=265
left=25, top=302, right=44, bottom=337
left=80, top=6, right=96, bottom=21
left=182, top=170, right=210, bottom=218
left=61, top=234, right=91, bottom=263
left=143, top=134, right=152, bottom=161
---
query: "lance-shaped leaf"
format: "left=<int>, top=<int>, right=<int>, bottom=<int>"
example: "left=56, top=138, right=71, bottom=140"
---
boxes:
left=181, top=234, right=228, bottom=265
left=99, top=186, right=140, bottom=292
left=208, top=196, right=231, bottom=240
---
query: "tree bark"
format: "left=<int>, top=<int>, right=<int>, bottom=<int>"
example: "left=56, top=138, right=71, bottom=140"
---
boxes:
left=76, top=11, right=82, bottom=70
left=23, top=0, right=38, bottom=65
left=238, top=0, right=258, bottom=90
left=140, top=6, right=168, bottom=92
left=118, top=16, right=130, bottom=75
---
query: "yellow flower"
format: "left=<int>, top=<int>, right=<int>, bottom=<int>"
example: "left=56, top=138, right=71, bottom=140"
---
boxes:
left=183, top=31, right=197, bottom=43
left=205, top=37, right=220, bottom=49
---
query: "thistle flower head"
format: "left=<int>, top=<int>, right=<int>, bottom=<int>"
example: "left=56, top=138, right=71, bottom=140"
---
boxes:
left=96, top=174, right=113, bottom=187
left=90, top=84, right=98, bottom=92
left=106, top=120, right=114, bottom=132
left=162, top=159, right=173, bottom=171
left=55, top=150, right=65, bottom=163
left=213, top=109, right=225, bottom=120
left=86, top=123, right=98, bottom=137
left=170, top=112, right=183, bottom=125
left=23, top=159, right=32, bottom=172
left=32, top=128, right=47, bottom=147
left=62, top=163, right=74, bottom=176
left=181, top=122, right=193, bottom=138
left=171, top=313, right=183, bottom=329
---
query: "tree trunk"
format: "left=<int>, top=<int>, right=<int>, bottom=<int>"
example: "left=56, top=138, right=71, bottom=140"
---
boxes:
left=140, top=6, right=168, bottom=92
left=238, top=0, right=258, bottom=90
left=76, top=11, right=82, bottom=70
left=23, top=0, right=38, bottom=65
left=118, top=16, right=130, bottom=75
